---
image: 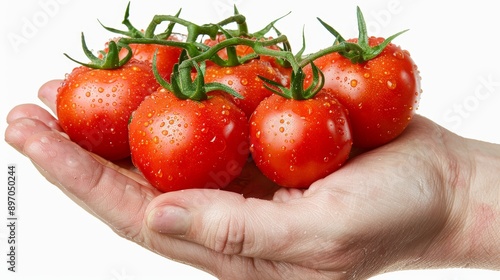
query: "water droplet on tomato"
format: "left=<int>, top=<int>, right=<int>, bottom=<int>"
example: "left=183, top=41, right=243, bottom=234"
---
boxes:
left=323, top=157, right=329, bottom=162
left=279, top=127, right=285, bottom=133
left=289, top=165, right=295, bottom=172
left=393, top=51, right=405, bottom=59
left=240, top=78, right=248, bottom=85
left=153, top=136, right=159, bottom=144
left=363, top=73, right=370, bottom=78
left=350, top=79, right=358, bottom=87
left=387, top=80, right=397, bottom=90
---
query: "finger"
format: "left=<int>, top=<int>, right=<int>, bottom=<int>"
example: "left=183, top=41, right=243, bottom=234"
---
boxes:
left=5, top=118, right=60, bottom=153
left=144, top=188, right=346, bottom=269
left=38, top=79, right=63, bottom=114
left=21, top=127, right=161, bottom=240
left=7, top=103, right=62, bottom=131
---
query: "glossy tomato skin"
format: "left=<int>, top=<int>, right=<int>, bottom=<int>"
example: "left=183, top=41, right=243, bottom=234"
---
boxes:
left=129, top=88, right=250, bottom=192
left=249, top=92, right=353, bottom=188
left=306, top=37, right=421, bottom=149
left=57, top=59, right=158, bottom=160
left=204, top=59, right=289, bottom=118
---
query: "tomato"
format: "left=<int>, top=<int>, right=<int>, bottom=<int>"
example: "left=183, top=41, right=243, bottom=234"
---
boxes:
left=56, top=59, right=158, bottom=160
left=305, top=37, right=421, bottom=149
left=204, top=59, right=289, bottom=118
left=249, top=91, right=352, bottom=188
left=128, top=88, right=250, bottom=192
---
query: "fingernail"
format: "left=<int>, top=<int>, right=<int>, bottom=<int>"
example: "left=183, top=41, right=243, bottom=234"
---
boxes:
left=148, top=206, right=190, bottom=235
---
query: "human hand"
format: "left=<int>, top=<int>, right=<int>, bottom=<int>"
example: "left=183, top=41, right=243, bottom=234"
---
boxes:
left=5, top=80, right=499, bottom=279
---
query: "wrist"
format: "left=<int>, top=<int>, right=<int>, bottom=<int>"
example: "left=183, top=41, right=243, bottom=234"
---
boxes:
left=418, top=133, right=500, bottom=270
left=457, top=137, right=500, bottom=269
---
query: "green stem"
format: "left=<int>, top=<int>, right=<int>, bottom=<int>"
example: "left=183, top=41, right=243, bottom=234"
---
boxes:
left=298, top=43, right=349, bottom=67
left=178, top=35, right=297, bottom=71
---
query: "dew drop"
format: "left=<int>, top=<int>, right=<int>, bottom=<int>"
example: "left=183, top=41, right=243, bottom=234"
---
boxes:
left=393, top=51, right=405, bottom=59
left=387, top=80, right=397, bottom=90
left=350, top=79, right=358, bottom=87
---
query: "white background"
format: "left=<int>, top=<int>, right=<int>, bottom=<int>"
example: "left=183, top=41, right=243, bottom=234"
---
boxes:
left=1, top=0, right=499, bottom=279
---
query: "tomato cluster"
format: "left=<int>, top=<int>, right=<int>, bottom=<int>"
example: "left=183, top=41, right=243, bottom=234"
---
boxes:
left=56, top=5, right=421, bottom=191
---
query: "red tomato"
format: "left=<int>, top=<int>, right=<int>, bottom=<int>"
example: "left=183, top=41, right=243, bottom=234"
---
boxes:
left=57, top=59, right=159, bottom=160
left=128, top=88, right=250, bottom=192
left=249, top=92, right=352, bottom=188
left=305, top=37, right=421, bottom=149
left=204, top=59, right=289, bottom=118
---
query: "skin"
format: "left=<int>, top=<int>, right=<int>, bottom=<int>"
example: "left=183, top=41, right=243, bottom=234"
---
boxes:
left=4, top=80, right=500, bottom=279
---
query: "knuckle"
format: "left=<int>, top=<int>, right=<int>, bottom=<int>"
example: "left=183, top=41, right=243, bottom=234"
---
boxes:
left=211, top=213, right=250, bottom=255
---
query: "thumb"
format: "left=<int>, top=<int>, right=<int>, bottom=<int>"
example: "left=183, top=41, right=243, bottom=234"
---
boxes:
left=145, top=188, right=339, bottom=266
